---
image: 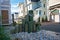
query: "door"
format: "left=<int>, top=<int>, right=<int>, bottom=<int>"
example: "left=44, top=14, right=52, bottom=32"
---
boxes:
left=1, top=10, right=9, bottom=24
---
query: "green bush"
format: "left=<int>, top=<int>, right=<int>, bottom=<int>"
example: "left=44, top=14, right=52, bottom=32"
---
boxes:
left=19, top=10, right=41, bottom=33
left=0, top=27, right=10, bottom=40
left=13, top=21, right=17, bottom=26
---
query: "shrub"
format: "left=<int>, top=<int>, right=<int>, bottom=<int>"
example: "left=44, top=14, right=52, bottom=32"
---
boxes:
left=13, top=21, right=17, bottom=26
left=0, top=27, right=10, bottom=40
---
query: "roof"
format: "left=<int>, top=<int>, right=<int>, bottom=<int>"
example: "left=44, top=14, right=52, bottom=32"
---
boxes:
left=49, top=3, right=60, bottom=10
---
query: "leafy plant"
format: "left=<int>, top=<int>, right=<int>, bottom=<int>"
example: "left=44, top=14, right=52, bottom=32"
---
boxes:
left=0, top=27, right=10, bottom=40
left=13, top=21, right=17, bottom=26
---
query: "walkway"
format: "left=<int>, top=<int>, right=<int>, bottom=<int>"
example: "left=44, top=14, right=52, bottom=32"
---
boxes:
left=40, top=22, right=60, bottom=32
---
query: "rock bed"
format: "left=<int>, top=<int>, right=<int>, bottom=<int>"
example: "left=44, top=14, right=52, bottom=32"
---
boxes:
left=10, top=30, right=60, bottom=40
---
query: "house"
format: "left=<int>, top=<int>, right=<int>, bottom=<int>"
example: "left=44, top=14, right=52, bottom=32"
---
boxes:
left=49, top=0, right=60, bottom=22
left=49, top=4, right=60, bottom=22
left=18, top=3, right=25, bottom=17
left=0, top=0, right=11, bottom=25
left=14, top=12, right=19, bottom=23
left=24, top=0, right=48, bottom=22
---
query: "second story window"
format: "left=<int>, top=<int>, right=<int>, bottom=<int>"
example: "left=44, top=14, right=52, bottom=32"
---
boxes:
left=39, top=10, right=41, bottom=16
left=44, top=4, right=45, bottom=7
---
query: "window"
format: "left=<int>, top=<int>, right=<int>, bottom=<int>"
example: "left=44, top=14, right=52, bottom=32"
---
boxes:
left=39, top=10, right=41, bottom=16
left=44, top=4, right=45, bottom=7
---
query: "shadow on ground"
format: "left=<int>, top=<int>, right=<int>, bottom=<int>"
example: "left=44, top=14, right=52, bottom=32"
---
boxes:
left=40, top=22, right=60, bottom=32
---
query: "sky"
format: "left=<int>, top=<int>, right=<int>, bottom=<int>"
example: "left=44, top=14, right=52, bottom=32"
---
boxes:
left=11, top=0, right=24, bottom=14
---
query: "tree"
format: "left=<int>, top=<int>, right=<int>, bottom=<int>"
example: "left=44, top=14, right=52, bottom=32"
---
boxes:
left=0, top=27, right=10, bottom=40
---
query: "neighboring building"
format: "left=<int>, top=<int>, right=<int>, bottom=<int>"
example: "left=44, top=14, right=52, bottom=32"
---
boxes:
left=18, top=3, right=28, bottom=24
left=14, top=12, right=19, bottom=23
left=18, top=3, right=24, bottom=24
left=49, top=0, right=60, bottom=6
left=24, top=0, right=48, bottom=22
left=18, top=3, right=25, bottom=18
left=49, top=4, right=60, bottom=22
left=0, top=0, right=11, bottom=25
left=49, top=0, right=60, bottom=22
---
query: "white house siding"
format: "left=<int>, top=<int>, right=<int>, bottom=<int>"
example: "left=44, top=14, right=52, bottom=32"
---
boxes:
left=33, top=10, right=39, bottom=22
left=25, top=0, right=48, bottom=22
left=27, top=4, right=32, bottom=10
left=34, top=6, right=47, bottom=22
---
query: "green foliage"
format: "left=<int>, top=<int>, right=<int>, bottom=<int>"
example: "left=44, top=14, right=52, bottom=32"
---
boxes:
left=13, top=21, right=17, bottom=26
left=29, top=10, right=33, bottom=15
left=28, top=10, right=33, bottom=21
left=0, top=27, right=10, bottom=40
left=35, top=22, right=41, bottom=32
left=19, top=10, right=41, bottom=33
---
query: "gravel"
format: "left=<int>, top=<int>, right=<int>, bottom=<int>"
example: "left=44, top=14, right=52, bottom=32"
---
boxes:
left=10, top=30, right=60, bottom=40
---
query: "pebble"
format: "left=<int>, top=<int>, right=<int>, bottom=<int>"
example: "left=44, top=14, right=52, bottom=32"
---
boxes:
left=10, top=30, right=60, bottom=40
